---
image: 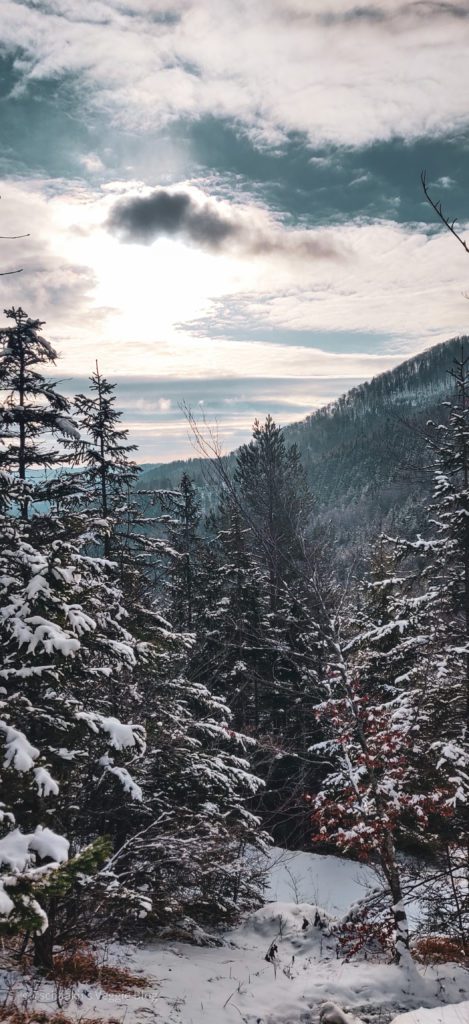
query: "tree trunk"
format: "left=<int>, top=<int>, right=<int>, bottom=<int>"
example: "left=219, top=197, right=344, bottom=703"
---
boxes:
left=381, top=834, right=411, bottom=964
left=33, top=928, right=54, bottom=972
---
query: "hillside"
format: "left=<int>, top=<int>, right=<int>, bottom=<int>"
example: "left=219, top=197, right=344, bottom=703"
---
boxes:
left=137, top=336, right=469, bottom=561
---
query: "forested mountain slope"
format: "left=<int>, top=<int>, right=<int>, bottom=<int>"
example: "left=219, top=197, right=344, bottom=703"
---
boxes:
left=138, top=336, right=469, bottom=559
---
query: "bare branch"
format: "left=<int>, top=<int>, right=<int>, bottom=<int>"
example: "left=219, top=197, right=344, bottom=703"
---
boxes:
left=421, top=169, right=469, bottom=254
left=0, top=195, right=29, bottom=274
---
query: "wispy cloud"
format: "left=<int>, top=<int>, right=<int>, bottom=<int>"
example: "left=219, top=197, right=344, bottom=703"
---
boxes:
left=1, top=1, right=469, bottom=147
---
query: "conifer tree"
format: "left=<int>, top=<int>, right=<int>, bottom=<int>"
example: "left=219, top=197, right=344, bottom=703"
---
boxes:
left=0, top=311, right=267, bottom=959
left=70, top=363, right=140, bottom=558
left=66, top=387, right=269, bottom=931
left=186, top=418, right=325, bottom=844
left=157, top=472, right=205, bottom=629
left=190, top=491, right=265, bottom=731
left=235, top=415, right=313, bottom=612
left=0, top=307, right=79, bottom=517
left=0, top=311, right=148, bottom=966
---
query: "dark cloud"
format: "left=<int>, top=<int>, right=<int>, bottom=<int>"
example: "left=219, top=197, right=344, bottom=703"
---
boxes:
left=107, top=187, right=343, bottom=261
left=107, top=189, right=237, bottom=249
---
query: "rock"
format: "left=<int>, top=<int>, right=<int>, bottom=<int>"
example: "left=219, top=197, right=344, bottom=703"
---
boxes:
left=320, top=1002, right=365, bottom=1024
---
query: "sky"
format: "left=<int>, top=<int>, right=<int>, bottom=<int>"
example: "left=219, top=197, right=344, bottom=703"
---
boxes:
left=1, top=0, right=469, bottom=461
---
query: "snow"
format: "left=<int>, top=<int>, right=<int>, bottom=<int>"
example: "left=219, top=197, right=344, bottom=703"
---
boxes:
left=77, top=711, right=144, bottom=750
left=22, top=616, right=80, bottom=656
left=0, top=826, right=69, bottom=872
left=264, top=846, right=377, bottom=915
left=55, top=415, right=80, bottom=440
left=7, top=847, right=468, bottom=1024
left=320, top=1002, right=366, bottom=1024
left=0, top=723, right=39, bottom=772
left=33, top=766, right=60, bottom=797
left=99, top=756, right=143, bottom=801
left=392, top=1005, right=469, bottom=1024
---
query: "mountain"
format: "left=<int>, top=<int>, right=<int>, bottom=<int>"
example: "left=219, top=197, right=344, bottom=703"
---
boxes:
left=137, top=335, right=469, bottom=564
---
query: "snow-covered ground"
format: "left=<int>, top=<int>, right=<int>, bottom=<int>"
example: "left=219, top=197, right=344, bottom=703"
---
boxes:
left=2, top=848, right=468, bottom=1024
left=392, top=1005, right=469, bottom=1024
left=264, top=846, right=377, bottom=912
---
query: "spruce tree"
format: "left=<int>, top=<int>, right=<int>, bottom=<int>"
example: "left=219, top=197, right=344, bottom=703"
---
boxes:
left=0, top=307, right=79, bottom=517
left=191, top=418, right=326, bottom=845
left=70, top=363, right=140, bottom=559
left=190, top=491, right=265, bottom=731
left=156, top=473, right=205, bottom=629
left=235, top=415, right=313, bottom=612
left=0, top=311, right=148, bottom=966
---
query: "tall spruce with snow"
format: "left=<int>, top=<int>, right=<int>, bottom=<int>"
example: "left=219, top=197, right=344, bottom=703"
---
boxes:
left=190, top=491, right=265, bottom=732
left=402, top=350, right=469, bottom=939
left=70, top=364, right=140, bottom=559
left=0, top=307, right=79, bottom=517
left=235, top=415, right=313, bottom=612
left=234, top=416, right=320, bottom=731
left=0, top=311, right=148, bottom=966
left=68, top=385, right=268, bottom=929
left=192, top=418, right=327, bottom=845
left=156, top=473, right=205, bottom=629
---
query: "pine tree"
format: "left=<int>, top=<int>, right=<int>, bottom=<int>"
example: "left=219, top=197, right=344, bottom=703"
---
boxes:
left=156, top=473, right=205, bottom=629
left=0, top=312, right=148, bottom=966
left=189, top=419, right=326, bottom=845
left=0, top=312, right=267, bottom=956
left=70, top=363, right=140, bottom=559
left=235, top=415, right=313, bottom=612
left=190, top=491, right=265, bottom=731
left=0, top=306, right=79, bottom=518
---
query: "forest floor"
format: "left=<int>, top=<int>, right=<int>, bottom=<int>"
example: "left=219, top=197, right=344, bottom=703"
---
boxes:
left=1, top=849, right=469, bottom=1024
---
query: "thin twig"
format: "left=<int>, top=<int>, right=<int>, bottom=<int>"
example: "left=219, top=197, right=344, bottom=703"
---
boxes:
left=421, top=169, right=469, bottom=254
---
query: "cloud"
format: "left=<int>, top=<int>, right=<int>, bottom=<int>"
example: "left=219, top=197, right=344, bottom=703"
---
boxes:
left=2, top=179, right=469, bottom=401
left=317, top=1, right=469, bottom=26
left=79, top=153, right=105, bottom=174
left=176, top=216, right=469, bottom=347
left=107, top=186, right=344, bottom=260
left=1, top=0, right=469, bottom=148
left=0, top=181, right=104, bottom=342
left=349, top=173, right=372, bottom=187
left=434, top=175, right=456, bottom=188
left=60, top=372, right=378, bottom=461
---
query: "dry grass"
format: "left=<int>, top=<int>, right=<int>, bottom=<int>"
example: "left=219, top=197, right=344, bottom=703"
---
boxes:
left=0, top=1011, right=109, bottom=1024
left=47, top=945, right=149, bottom=994
left=413, top=934, right=469, bottom=966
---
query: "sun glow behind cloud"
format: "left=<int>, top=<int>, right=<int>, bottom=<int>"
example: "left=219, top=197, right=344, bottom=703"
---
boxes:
left=2, top=178, right=469, bottom=389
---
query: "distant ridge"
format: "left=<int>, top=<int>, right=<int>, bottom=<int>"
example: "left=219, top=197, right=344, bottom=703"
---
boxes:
left=138, top=335, right=469, bottom=562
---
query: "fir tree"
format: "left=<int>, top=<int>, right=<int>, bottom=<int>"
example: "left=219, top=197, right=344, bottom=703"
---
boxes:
left=156, top=473, right=204, bottom=629
left=70, top=363, right=140, bottom=559
left=0, top=312, right=149, bottom=966
left=235, top=415, right=313, bottom=612
left=0, top=307, right=79, bottom=518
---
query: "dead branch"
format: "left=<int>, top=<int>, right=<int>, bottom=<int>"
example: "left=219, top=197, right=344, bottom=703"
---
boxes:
left=421, top=169, right=469, bottom=254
